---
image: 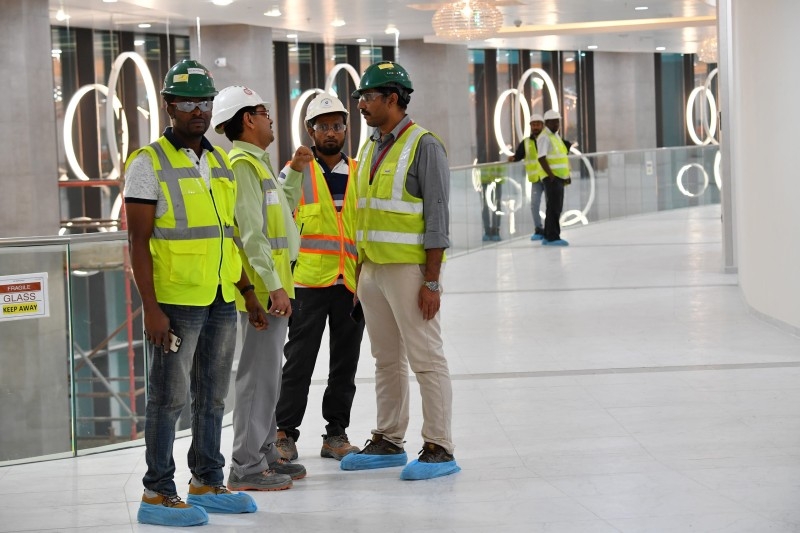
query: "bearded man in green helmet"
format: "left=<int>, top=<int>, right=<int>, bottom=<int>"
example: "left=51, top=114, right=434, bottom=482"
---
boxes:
left=124, top=59, right=267, bottom=527
left=340, top=61, right=460, bottom=481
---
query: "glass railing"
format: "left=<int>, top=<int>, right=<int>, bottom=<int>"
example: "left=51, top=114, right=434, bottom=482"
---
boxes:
left=0, top=145, right=720, bottom=465
left=450, top=145, right=720, bottom=256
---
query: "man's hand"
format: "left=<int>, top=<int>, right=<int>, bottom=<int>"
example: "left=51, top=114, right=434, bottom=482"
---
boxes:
left=243, top=292, right=269, bottom=330
left=268, top=288, right=292, bottom=318
left=143, top=305, right=172, bottom=353
left=289, top=146, right=314, bottom=172
left=418, top=285, right=441, bottom=321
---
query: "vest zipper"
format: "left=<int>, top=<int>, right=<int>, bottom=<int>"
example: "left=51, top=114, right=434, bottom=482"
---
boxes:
left=208, top=188, right=225, bottom=280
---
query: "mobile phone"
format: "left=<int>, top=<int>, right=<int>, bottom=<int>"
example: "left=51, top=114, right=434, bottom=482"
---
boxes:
left=350, top=301, right=364, bottom=324
left=168, top=331, right=182, bottom=353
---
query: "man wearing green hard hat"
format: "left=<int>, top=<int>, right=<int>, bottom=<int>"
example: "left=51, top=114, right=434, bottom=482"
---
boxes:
left=123, top=59, right=268, bottom=527
left=340, top=61, right=461, bottom=481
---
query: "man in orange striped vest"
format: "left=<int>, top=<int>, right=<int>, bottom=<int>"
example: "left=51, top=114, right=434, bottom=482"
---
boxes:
left=274, top=93, right=364, bottom=462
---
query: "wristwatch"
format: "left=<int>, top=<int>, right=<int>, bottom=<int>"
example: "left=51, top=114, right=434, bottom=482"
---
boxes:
left=423, top=280, right=440, bottom=292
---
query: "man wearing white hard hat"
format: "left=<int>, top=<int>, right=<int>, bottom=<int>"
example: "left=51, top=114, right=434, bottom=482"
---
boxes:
left=509, top=113, right=547, bottom=240
left=273, top=93, right=365, bottom=463
left=210, top=85, right=314, bottom=491
left=537, top=109, right=571, bottom=246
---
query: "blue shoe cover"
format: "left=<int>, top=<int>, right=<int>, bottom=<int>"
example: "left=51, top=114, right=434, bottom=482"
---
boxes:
left=531, top=233, right=544, bottom=241
left=482, top=234, right=491, bottom=242
left=547, top=239, right=569, bottom=246
left=187, top=491, right=257, bottom=514
left=340, top=451, right=408, bottom=471
left=137, top=501, right=209, bottom=526
left=400, top=459, right=461, bottom=480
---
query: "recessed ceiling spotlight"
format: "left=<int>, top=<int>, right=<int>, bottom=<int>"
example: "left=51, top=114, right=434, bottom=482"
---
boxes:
left=55, top=8, right=70, bottom=21
left=138, top=23, right=151, bottom=28
left=356, top=38, right=367, bottom=43
left=656, top=46, right=666, bottom=51
left=264, top=6, right=281, bottom=17
left=635, top=6, right=648, bottom=10
left=102, top=0, right=118, bottom=3
left=212, top=0, right=234, bottom=5
left=331, top=18, right=346, bottom=27
left=587, top=45, right=598, bottom=49
left=286, top=33, right=297, bottom=39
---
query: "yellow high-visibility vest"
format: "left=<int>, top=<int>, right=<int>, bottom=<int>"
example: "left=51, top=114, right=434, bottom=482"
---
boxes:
left=524, top=137, right=546, bottom=182
left=356, top=123, right=444, bottom=265
left=294, top=158, right=359, bottom=292
left=126, top=137, right=241, bottom=306
left=228, top=148, right=294, bottom=310
left=543, top=130, right=570, bottom=179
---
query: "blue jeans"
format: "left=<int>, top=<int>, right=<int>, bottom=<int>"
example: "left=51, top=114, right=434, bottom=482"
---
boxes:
left=530, top=180, right=545, bottom=232
left=142, top=288, right=237, bottom=496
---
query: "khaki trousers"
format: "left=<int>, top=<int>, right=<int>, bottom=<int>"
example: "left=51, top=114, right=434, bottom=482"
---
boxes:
left=357, top=260, right=454, bottom=454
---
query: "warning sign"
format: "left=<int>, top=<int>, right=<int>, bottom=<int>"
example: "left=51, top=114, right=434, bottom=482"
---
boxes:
left=0, top=273, right=49, bottom=322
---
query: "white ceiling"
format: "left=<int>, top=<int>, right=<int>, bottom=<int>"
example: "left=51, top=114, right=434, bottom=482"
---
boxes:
left=51, top=0, right=718, bottom=54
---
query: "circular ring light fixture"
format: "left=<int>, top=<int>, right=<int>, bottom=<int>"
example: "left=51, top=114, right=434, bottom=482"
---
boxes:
left=676, top=163, right=709, bottom=197
left=494, top=68, right=559, bottom=157
left=105, top=52, right=160, bottom=175
left=64, top=84, right=129, bottom=181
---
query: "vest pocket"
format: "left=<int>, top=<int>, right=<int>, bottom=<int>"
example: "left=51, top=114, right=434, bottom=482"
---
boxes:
left=167, top=240, right=208, bottom=285
left=297, top=203, right=322, bottom=235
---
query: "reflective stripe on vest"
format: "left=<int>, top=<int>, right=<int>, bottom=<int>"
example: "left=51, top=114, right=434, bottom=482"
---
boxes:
left=544, top=131, right=570, bottom=179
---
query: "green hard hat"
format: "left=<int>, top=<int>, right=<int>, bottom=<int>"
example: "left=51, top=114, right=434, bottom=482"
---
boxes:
left=351, top=61, right=414, bottom=99
left=161, top=59, right=218, bottom=97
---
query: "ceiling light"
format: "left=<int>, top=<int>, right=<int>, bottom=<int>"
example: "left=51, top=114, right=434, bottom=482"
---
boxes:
left=356, top=38, right=367, bottom=43
left=587, top=45, right=598, bottom=49
left=361, top=50, right=371, bottom=55
left=264, top=6, right=281, bottom=17
left=432, top=0, right=503, bottom=41
left=286, top=33, right=297, bottom=39
left=635, top=6, right=648, bottom=10
left=656, top=46, right=666, bottom=51
left=134, top=39, right=145, bottom=46
left=212, top=0, right=234, bottom=5
left=55, top=8, right=70, bottom=21
left=385, top=24, right=399, bottom=35
left=331, top=18, right=346, bottom=27
left=138, top=23, right=151, bottom=28
left=102, top=0, right=118, bottom=3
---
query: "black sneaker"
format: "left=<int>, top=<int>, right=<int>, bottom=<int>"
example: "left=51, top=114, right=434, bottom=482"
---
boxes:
left=418, top=442, right=455, bottom=463
left=360, top=433, right=405, bottom=455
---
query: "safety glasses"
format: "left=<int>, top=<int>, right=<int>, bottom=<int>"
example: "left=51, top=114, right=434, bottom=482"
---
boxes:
left=312, top=123, right=346, bottom=133
left=171, top=100, right=213, bottom=113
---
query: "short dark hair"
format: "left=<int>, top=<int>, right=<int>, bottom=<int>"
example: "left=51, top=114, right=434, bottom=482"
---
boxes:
left=222, top=106, right=257, bottom=142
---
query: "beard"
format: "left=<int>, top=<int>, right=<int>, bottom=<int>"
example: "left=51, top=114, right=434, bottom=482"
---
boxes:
left=316, top=142, right=344, bottom=156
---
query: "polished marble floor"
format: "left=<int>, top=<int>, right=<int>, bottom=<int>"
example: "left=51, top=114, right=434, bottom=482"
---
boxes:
left=2, top=204, right=800, bottom=532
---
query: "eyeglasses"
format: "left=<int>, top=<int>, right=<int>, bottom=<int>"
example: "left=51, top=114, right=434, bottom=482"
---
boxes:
left=249, top=110, right=270, bottom=118
left=358, top=92, right=386, bottom=103
left=312, top=123, right=346, bottom=133
left=171, top=100, right=213, bottom=113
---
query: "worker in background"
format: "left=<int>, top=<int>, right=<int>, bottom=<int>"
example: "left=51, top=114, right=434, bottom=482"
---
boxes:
left=509, top=113, right=547, bottom=241
left=538, top=109, right=571, bottom=246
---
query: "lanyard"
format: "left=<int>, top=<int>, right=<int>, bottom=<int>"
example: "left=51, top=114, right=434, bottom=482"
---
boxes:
left=369, top=121, right=414, bottom=184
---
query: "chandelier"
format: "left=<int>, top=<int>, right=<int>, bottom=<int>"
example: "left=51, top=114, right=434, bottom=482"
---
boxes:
left=697, top=35, right=718, bottom=64
left=432, top=0, right=504, bottom=41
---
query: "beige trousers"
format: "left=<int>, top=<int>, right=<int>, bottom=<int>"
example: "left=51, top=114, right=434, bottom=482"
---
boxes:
left=357, top=260, right=454, bottom=454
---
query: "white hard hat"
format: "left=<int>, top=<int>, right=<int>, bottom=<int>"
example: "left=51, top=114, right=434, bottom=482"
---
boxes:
left=530, top=113, right=544, bottom=123
left=305, top=93, right=348, bottom=125
left=211, top=85, right=270, bottom=134
left=543, top=109, right=561, bottom=121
